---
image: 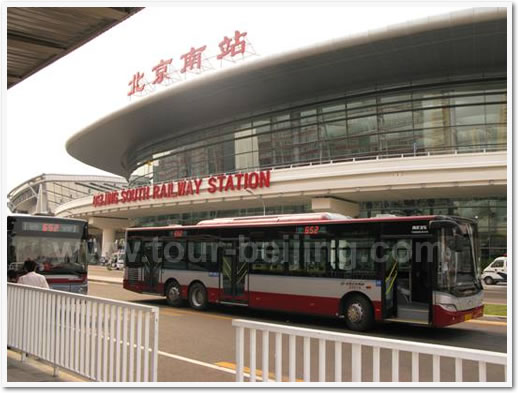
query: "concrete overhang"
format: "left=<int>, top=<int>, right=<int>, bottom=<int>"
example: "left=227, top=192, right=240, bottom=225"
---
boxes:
left=55, top=152, right=507, bottom=220
left=66, top=7, right=507, bottom=179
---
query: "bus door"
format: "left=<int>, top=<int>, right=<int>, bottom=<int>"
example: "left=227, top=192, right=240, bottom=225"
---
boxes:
left=383, top=237, right=431, bottom=322
left=141, top=239, right=162, bottom=292
left=381, top=238, right=412, bottom=318
left=411, top=239, right=433, bottom=305
left=219, top=240, right=248, bottom=304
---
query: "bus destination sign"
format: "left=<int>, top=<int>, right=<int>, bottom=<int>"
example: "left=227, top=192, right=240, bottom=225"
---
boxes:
left=22, top=222, right=81, bottom=233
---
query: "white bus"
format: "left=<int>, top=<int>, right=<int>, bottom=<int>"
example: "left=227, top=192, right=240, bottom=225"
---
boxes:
left=123, top=213, right=483, bottom=331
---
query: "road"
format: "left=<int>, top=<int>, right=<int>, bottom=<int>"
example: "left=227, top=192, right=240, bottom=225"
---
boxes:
left=87, top=266, right=507, bottom=382
left=482, top=284, right=508, bottom=305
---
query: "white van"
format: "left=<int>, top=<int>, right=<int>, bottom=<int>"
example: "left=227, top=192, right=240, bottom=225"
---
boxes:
left=482, top=256, right=507, bottom=285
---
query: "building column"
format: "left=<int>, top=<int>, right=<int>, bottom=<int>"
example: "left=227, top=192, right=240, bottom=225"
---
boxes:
left=88, top=217, right=131, bottom=260
left=312, top=197, right=360, bottom=217
left=101, top=228, right=116, bottom=259
left=34, top=183, right=49, bottom=214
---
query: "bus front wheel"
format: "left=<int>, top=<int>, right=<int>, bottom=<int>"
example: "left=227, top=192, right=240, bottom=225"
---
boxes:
left=165, top=280, right=184, bottom=307
left=343, top=295, right=374, bottom=331
left=188, top=283, right=208, bottom=310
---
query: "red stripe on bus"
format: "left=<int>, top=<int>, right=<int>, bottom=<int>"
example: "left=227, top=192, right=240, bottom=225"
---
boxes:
left=127, top=280, right=383, bottom=320
left=248, top=290, right=339, bottom=316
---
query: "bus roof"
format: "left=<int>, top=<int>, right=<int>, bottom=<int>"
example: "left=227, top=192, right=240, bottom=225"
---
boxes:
left=196, top=212, right=352, bottom=225
left=127, top=213, right=443, bottom=232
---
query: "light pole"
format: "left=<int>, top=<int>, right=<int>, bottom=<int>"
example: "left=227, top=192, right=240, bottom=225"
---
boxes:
left=245, top=188, right=266, bottom=216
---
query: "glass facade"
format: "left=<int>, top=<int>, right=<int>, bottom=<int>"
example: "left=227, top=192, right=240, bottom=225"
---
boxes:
left=129, top=78, right=506, bottom=185
left=127, top=77, right=507, bottom=263
left=44, top=181, right=126, bottom=212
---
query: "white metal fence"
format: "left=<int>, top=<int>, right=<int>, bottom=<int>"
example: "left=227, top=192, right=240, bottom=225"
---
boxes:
left=7, top=283, right=159, bottom=382
left=233, top=319, right=507, bottom=383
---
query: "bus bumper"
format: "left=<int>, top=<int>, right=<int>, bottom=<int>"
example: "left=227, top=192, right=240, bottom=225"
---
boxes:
left=432, top=304, right=484, bottom=327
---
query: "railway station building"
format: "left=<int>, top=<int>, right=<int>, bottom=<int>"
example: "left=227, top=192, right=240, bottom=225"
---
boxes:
left=53, top=8, right=506, bottom=263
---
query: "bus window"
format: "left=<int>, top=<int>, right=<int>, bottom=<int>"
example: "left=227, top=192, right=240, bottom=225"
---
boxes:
left=263, top=240, right=285, bottom=273
left=246, top=239, right=267, bottom=273
left=142, top=239, right=163, bottom=264
left=125, top=238, right=141, bottom=265
left=188, top=241, right=208, bottom=271
left=356, top=239, right=376, bottom=273
left=303, top=238, right=328, bottom=276
left=163, top=238, right=187, bottom=269
left=248, top=233, right=287, bottom=275
left=330, top=239, right=353, bottom=272
left=383, top=239, right=412, bottom=271
left=188, top=241, right=219, bottom=271
left=287, top=239, right=302, bottom=274
left=334, top=236, right=376, bottom=278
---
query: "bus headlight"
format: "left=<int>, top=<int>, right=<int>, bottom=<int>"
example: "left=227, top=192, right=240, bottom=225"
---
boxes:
left=439, top=303, right=457, bottom=312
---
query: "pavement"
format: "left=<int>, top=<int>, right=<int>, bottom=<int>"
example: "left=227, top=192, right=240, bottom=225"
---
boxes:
left=89, top=274, right=122, bottom=284
left=7, top=349, right=87, bottom=383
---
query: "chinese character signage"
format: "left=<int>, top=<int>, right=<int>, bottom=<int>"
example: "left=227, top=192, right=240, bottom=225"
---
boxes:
left=128, top=30, right=257, bottom=98
left=92, top=170, right=270, bottom=208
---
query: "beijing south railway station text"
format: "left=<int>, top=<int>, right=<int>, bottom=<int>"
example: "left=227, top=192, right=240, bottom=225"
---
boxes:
left=92, top=170, right=271, bottom=207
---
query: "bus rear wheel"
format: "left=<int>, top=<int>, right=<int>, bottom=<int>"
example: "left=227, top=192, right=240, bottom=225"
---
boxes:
left=344, top=295, right=374, bottom=331
left=188, top=283, right=208, bottom=310
left=165, top=281, right=184, bottom=307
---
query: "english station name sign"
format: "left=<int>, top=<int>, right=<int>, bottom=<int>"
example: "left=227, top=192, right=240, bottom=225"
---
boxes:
left=92, top=170, right=271, bottom=208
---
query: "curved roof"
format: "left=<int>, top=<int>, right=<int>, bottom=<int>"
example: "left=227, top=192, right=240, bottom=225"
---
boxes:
left=7, top=173, right=128, bottom=214
left=8, top=173, right=127, bottom=199
left=66, top=7, right=507, bottom=179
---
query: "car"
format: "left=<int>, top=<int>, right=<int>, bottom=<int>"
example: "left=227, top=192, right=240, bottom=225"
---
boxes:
left=482, top=256, right=507, bottom=285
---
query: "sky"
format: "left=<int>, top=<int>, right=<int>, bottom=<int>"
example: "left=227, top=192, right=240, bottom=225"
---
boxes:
left=5, top=2, right=476, bottom=192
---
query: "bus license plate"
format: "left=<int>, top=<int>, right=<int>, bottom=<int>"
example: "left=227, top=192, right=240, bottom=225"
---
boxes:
left=464, top=313, right=472, bottom=321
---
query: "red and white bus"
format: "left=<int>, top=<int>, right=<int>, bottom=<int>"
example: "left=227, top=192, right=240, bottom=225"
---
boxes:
left=123, top=213, right=484, bottom=331
left=7, top=215, right=89, bottom=294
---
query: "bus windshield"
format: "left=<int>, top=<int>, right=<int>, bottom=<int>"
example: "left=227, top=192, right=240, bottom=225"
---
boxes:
left=10, top=235, right=88, bottom=275
left=437, top=222, right=481, bottom=296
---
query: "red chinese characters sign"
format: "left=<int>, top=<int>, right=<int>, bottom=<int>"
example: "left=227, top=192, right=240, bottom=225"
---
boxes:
left=92, top=170, right=271, bottom=208
left=128, top=30, right=255, bottom=97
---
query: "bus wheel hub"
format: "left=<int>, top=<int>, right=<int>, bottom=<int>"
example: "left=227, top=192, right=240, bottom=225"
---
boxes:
left=347, top=303, right=363, bottom=322
left=169, top=287, right=180, bottom=300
